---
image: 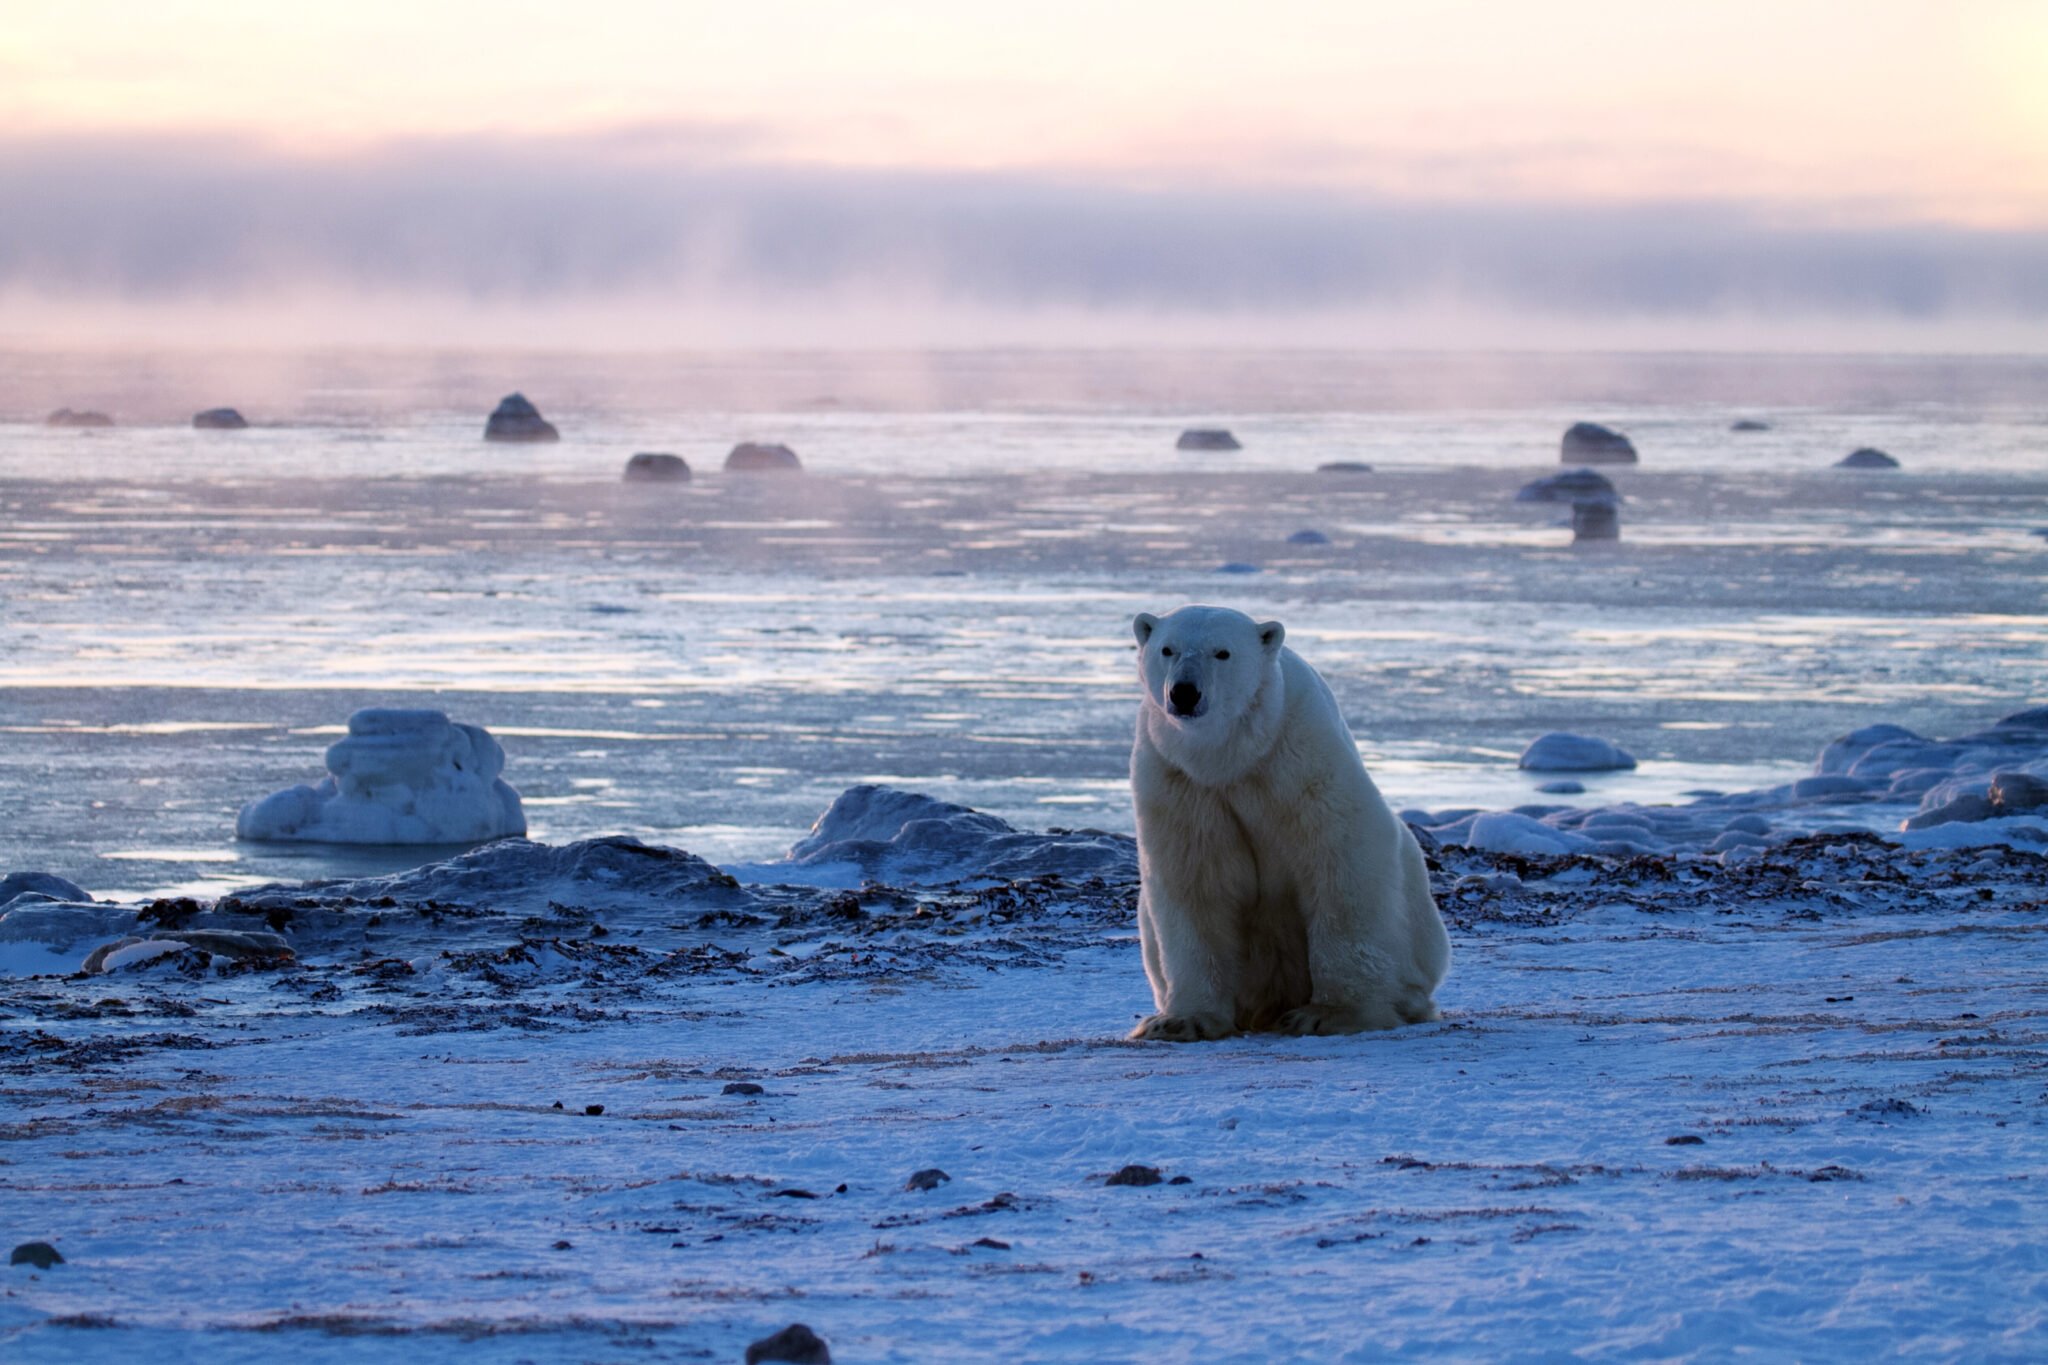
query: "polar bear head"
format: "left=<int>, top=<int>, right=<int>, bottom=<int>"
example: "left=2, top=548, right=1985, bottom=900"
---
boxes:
left=1132, top=605, right=1285, bottom=730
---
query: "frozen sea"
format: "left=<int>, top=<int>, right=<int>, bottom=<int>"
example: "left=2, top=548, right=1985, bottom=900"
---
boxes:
left=1, top=348, right=2043, bottom=896
left=4, top=348, right=2048, bottom=1361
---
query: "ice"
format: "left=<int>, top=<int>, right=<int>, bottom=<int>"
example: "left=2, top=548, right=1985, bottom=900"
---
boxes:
left=0, top=872, right=88, bottom=909
left=235, top=708, right=526, bottom=845
left=780, top=784, right=1134, bottom=884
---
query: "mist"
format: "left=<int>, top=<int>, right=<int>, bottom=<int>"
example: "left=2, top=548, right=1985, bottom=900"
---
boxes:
left=4, top=128, right=2048, bottom=351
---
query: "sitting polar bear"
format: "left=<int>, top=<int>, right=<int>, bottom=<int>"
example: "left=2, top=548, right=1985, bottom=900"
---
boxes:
left=1129, top=605, right=1449, bottom=1040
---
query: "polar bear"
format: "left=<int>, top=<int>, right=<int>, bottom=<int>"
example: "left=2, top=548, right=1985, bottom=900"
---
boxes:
left=1128, top=605, right=1449, bottom=1040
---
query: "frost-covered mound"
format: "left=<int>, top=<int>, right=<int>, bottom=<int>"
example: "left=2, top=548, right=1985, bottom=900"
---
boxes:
left=237, top=708, right=526, bottom=845
left=1414, top=706, right=2048, bottom=857
left=0, top=871, right=87, bottom=909
left=1518, top=732, right=1637, bottom=771
left=786, top=784, right=1135, bottom=883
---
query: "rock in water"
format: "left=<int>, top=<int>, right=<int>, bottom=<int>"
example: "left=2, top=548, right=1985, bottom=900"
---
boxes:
left=726, top=442, right=803, bottom=472
left=1317, top=461, right=1373, bottom=474
left=1176, top=428, right=1241, bottom=451
left=193, top=408, right=248, bottom=430
left=46, top=408, right=113, bottom=428
left=1730, top=419, right=1770, bottom=432
left=236, top=708, right=526, bottom=844
left=1519, top=733, right=1638, bottom=772
left=1572, top=496, right=1620, bottom=542
left=1560, top=422, right=1637, bottom=465
left=1286, top=529, right=1331, bottom=545
left=1517, top=468, right=1618, bottom=503
left=905, top=1168, right=951, bottom=1191
left=9, top=1242, right=62, bottom=1269
left=1837, top=448, right=1899, bottom=469
left=1105, top=1164, right=1163, bottom=1186
left=484, top=393, right=559, bottom=442
left=745, top=1323, right=831, bottom=1365
left=623, top=452, right=690, bottom=482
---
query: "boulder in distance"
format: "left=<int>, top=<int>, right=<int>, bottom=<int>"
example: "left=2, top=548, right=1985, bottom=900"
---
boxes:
left=46, top=408, right=113, bottom=428
left=1177, top=428, right=1241, bottom=451
left=1561, top=421, right=1637, bottom=464
left=484, top=393, right=560, bottom=442
left=193, top=408, right=248, bottom=430
left=726, top=442, right=803, bottom=472
left=1836, top=448, right=1899, bottom=469
left=624, top=453, right=691, bottom=482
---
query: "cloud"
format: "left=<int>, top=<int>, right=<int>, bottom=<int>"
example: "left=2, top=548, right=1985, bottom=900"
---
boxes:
left=2, top=128, right=2045, bottom=345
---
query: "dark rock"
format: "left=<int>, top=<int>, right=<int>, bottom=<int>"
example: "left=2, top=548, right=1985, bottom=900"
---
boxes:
left=1176, top=428, right=1241, bottom=451
left=1903, top=793, right=1995, bottom=830
left=1535, top=780, right=1585, bottom=795
left=746, top=1323, right=831, bottom=1365
left=1560, top=422, right=1637, bottom=465
left=905, top=1168, right=951, bottom=1192
left=1517, top=468, right=1617, bottom=503
left=192, top=408, right=248, bottom=430
left=1286, top=529, right=1331, bottom=545
left=623, top=452, right=690, bottom=482
left=484, top=393, right=559, bottom=443
left=723, top=1081, right=765, bottom=1096
left=584, top=1103, right=604, bottom=1116
left=1571, top=497, right=1620, bottom=542
left=10, top=1242, right=63, bottom=1268
left=1317, top=461, right=1373, bottom=474
left=726, top=442, right=802, bottom=472
left=46, top=408, right=113, bottom=428
left=1852, top=1098, right=1925, bottom=1120
left=1664, top=1135, right=1705, bottom=1146
left=1836, top=447, right=1899, bottom=470
left=1168, top=1175, right=1193, bottom=1185
left=1729, top=419, right=1770, bottom=432
left=971, top=1237, right=1011, bottom=1250
left=1214, top=562, right=1260, bottom=574
left=1105, top=1164, right=1163, bottom=1187
left=0, top=872, right=90, bottom=908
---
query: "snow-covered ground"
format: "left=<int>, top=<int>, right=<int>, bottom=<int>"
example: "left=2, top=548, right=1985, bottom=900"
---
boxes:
left=4, top=815, right=2046, bottom=1360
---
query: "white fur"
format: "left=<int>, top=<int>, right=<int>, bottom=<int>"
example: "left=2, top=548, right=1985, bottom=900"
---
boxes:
left=1128, top=605, right=1449, bottom=1040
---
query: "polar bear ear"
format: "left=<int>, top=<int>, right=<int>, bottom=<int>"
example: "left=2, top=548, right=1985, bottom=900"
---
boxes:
left=1133, top=613, right=1159, bottom=645
left=1257, top=620, right=1285, bottom=654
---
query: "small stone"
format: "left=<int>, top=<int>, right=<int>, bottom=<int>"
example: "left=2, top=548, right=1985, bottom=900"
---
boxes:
left=1664, top=1135, right=1705, bottom=1146
left=1176, top=428, right=1241, bottom=451
left=1730, top=419, right=1770, bottom=432
left=193, top=407, right=249, bottom=430
left=10, top=1241, right=63, bottom=1269
left=552, top=1100, right=564, bottom=1109
left=1213, top=562, right=1260, bottom=574
left=1105, top=1164, right=1163, bottom=1187
left=1317, top=461, right=1373, bottom=474
left=745, top=1322, right=831, bottom=1365
left=1285, top=529, right=1330, bottom=545
left=905, top=1168, right=951, bottom=1192
left=1536, top=780, right=1585, bottom=795
left=723, top=1081, right=766, bottom=1096
left=1836, top=447, right=1899, bottom=470
left=971, top=1237, right=1011, bottom=1250
left=1168, top=1175, right=1193, bottom=1185
left=551, top=1240, right=573, bottom=1250
left=584, top=1104, right=604, bottom=1116
left=46, top=408, right=113, bottom=428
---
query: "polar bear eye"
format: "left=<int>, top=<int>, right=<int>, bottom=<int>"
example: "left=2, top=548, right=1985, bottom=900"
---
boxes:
left=1160, top=646, right=1174, bottom=657
left=1215, top=649, right=1230, bottom=660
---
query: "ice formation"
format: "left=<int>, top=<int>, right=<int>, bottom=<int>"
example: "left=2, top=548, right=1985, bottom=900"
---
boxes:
left=235, top=708, right=526, bottom=845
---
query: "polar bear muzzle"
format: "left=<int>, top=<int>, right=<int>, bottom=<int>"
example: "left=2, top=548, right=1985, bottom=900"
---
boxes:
left=1168, top=681, right=1203, bottom=717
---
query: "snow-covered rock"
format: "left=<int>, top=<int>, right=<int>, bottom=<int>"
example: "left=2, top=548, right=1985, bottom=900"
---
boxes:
left=787, top=784, right=1135, bottom=883
left=0, top=871, right=89, bottom=909
left=236, top=708, right=525, bottom=845
left=1465, top=812, right=1595, bottom=856
left=1518, top=733, right=1638, bottom=772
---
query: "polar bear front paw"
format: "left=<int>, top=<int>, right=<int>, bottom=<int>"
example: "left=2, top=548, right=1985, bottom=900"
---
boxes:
left=1131, top=1011, right=1233, bottom=1042
left=1275, top=1003, right=1390, bottom=1036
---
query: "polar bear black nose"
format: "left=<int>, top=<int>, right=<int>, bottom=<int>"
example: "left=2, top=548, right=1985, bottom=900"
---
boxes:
left=1169, top=682, right=1202, bottom=716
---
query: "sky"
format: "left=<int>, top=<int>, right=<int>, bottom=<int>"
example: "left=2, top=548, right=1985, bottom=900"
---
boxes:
left=2, top=0, right=2045, bottom=348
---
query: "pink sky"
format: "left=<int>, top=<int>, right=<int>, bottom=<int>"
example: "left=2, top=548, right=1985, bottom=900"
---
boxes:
left=6, top=0, right=2044, bottom=224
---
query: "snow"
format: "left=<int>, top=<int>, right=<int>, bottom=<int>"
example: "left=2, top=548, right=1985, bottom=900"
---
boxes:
left=3, top=824, right=2045, bottom=1359
left=235, top=709, right=526, bottom=846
